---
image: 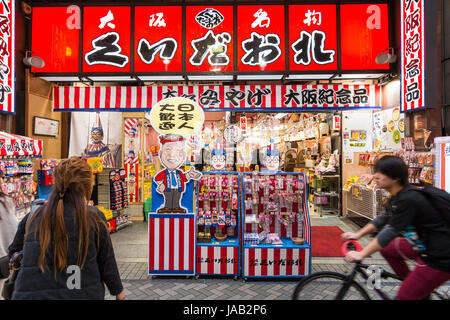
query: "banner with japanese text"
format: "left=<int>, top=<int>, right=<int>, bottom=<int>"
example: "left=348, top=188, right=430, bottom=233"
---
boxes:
left=400, top=0, right=425, bottom=112
left=53, top=84, right=381, bottom=111
left=0, top=0, right=14, bottom=114
left=134, top=6, right=182, bottom=72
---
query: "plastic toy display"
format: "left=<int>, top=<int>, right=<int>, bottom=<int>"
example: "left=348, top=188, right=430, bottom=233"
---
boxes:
left=241, top=172, right=311, bottom=279
left=196, top=172, right=241, bottom=277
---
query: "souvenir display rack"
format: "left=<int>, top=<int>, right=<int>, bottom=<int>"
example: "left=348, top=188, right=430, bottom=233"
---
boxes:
left=108, top=168, right=132, bottom=231
left=196, top=172, right=241, bottom=277
left=241, top=172, right=311, bottom=279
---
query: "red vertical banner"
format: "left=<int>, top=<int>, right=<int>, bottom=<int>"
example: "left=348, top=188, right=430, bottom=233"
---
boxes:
left=134, top=6, right=182, bottom=72
left=31, top=6, right=80, bottom=73
left=401, top=0, right=425, bottom=111
left=0, top=0, right=14, bottom=113
left=186, top=6, right=234, bottom=72
left=289, top=5, right=337, bottom=71
left=237, top=5, right=285, bottom=72
left=83, top=6, right=131, bottom=72
left=340, top=4, right=389, bottom=70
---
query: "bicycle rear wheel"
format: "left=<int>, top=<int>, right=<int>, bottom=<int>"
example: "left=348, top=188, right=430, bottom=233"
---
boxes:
left=292, top=272, right=371, bottom=300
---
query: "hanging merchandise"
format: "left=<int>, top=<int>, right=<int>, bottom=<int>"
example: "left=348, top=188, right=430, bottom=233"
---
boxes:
left=109, top=169, right=129, bottom=212
left=85, top=157, right=103, bottom=174
left=242, top=172, right=311, bottom=279
left=196, top=172, right=241, bottom=277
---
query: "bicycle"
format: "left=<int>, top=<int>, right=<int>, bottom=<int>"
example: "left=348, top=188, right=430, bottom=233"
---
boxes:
left=292, top=241, right=450, bottom=300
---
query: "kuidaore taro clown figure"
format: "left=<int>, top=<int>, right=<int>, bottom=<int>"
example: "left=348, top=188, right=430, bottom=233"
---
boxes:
left=82, top=113, right=116, bottom=168
left=154, top=134, right=202, bottom=213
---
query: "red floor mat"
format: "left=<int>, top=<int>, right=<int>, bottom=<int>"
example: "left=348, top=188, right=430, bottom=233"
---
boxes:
left=311, top=226, right=345, bottom=257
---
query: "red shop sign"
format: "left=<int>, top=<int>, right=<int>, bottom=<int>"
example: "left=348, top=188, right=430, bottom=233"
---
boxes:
left=186, top=6, right=234, bottom=72
left=83, top=6, right=131, bottom=72
left=237, top=5, right=285, bottom=72
left=401, top=0, right=425, bottom=112
left=0, top=0, right=14, bottom=114
left=134, top=6, right=182, bottom=72
left=289, top=5, right=337, bottom=71
left=340, top=4, right=390, bottom=70
left=31, top=6, right=80, bottom=73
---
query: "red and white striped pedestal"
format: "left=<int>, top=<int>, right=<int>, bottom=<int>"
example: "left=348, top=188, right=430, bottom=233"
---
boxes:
left=196, top=245, right=240, bottom=276
left=243, top=244, right=311, bottom=279
left=148, top=214, right=196, bottom=276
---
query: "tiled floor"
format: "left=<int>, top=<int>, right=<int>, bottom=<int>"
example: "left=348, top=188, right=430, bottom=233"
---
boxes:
left=107, top=209, right=449, bottom=300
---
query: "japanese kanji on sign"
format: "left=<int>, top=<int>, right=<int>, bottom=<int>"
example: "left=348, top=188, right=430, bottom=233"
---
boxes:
left=401, top=0, right=426, bottom=112
left=0, top=0, right=14, bottom=114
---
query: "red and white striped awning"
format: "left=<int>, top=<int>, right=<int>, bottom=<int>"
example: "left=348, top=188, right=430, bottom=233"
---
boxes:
left=53, top=84, right=382, bottom=111
left=0, top=132, right=43, bottom=157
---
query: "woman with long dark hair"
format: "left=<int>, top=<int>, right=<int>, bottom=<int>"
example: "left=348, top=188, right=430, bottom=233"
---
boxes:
left=0, top=170, right=18, bottom=299
left=8, top=157, right=124, bottom=300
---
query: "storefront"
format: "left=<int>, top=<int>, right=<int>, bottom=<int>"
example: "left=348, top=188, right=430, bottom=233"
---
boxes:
left=25, top=1, right=445, bottom=278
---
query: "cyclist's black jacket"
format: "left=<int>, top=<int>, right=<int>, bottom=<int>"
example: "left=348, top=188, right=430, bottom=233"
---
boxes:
left=371, top=185, right=450, bottom=273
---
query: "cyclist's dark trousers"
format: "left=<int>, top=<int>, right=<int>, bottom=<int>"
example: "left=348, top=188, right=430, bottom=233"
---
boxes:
left=380, top=238, right=450, bottom=300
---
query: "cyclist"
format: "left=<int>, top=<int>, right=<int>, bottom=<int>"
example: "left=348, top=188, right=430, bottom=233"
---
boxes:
left=341, top=155, right=450, bottom=300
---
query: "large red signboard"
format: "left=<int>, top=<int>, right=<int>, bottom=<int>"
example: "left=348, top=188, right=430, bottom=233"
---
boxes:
left=340, top=4, right=389, bottom=70
left=237, top=5, right=285, bottom=72
left=0, top=0, right=14, bottom=113
left=289, top=5, right=337, bottom=71
left=83, top=6, right=131, bottom=72
left=186, top=6, right=234, bottom=72
left=401, top=0, right=425, bottom=112
left=31, top=6, right=80, bottom=73
left=31, top=4, right=391, bottom=77
left=134, top=6, right=182, bottom=72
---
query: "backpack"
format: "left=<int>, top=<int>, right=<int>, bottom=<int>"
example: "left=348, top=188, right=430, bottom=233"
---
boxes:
left=414, top=185, right=450, bottom=228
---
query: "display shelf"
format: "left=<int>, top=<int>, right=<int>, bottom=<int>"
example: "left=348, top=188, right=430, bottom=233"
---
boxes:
left=197, top=236, right=240, bottom=247
left=195, top=172, right=241, bottom=277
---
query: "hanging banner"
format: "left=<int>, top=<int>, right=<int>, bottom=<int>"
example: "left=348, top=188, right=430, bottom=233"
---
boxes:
left=0, top=132, right=43, bottom=157
left=0, top=0, right=14, bottom=114
left=400, top=0, right=425, bottom=112
left=53, top=84, right=381, bottom=111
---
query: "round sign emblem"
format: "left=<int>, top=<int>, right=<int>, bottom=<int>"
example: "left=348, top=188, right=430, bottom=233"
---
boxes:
left=223, top=124, right=243, bottom=144
left=149, top=97, right=204, bottom=137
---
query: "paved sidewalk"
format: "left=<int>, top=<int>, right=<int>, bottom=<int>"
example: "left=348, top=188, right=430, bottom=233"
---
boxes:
left=107, top=215, right=450, bottom=300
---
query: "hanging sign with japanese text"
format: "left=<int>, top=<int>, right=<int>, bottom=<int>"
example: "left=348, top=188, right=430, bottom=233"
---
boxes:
left=186, top=6, right=234, bottom=72
left=289, top=5, right=337, bottom=71
left=237, top=5, right=285, bottom=71
left=400, top=0, right=425, bottom=112
left=134, top=6, right=182, bottom=72
left=0, top=0, right=13, bottom=114
left=53, top=84, right=381, bottom=112
left=83, top=6, right=131, bottom=72
left=149, top=97, right=205, bottom=137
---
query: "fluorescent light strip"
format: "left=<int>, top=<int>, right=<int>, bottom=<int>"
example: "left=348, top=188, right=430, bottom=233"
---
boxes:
left=139, top=76, right=185, bottom=81
left=334, top=73, right=385, bottom=79
left=39, top=77, right=80, bottom=82
left=89, top=76, right=135, bottom=81
left=187, top=75, right=234, bottom=81
left=286, top=74, right=333, bottom=80
left=237, top=75, right=283, bottom=80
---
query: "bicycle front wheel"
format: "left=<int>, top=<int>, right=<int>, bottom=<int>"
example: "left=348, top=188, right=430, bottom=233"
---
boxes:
left=292, top=272, right=371, bottom=300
